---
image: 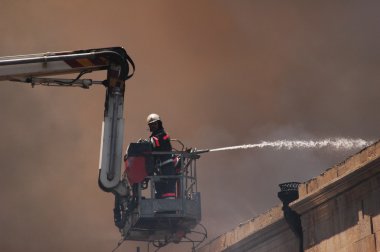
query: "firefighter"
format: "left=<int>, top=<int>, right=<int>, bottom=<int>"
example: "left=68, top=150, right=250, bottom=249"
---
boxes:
left=147, top=113, right=176, bottom=199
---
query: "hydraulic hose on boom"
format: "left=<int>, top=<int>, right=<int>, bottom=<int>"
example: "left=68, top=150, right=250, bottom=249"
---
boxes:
left=0, top=47, right=135, bottom=194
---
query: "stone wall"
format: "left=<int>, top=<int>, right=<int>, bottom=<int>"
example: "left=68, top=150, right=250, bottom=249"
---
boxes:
left=292, top=140, right=380, bottom=252
left=198, top=206, right=299, bottom=252
left=299, top=173, right=379, bottom=251
left=199, top=141, right=380, bottom=252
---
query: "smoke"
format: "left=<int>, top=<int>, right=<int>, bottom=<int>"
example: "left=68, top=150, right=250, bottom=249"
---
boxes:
left=209, top=138, right=373, bottom=152
left=1, top=1, right=380, bottom=252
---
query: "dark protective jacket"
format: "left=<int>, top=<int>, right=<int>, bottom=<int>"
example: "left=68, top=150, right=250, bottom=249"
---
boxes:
left=149, top=127, right=176, bottom=198
left=149, top=128, right=172, bottom=164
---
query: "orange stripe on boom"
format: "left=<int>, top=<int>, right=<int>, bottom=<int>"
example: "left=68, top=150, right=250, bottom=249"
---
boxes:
left=77, top=58, right=94, bottom=67
left=64, top=57, right=109, bottom=68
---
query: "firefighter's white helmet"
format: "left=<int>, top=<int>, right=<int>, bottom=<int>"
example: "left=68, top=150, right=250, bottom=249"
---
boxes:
left=147, top=113, right=161, bottom=124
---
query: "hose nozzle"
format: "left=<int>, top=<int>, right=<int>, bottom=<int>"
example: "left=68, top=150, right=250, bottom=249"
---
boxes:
left=191, top=149, right=210, bottom=155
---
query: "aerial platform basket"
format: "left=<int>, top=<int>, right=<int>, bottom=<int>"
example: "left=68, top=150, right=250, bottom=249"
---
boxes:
left=120, top=142, right=202, bottom=242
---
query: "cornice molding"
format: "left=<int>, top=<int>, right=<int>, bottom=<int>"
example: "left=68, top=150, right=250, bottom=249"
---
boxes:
left=224, top=218, right=290, bottom=252
left=291, top=157, right=380, bottom=215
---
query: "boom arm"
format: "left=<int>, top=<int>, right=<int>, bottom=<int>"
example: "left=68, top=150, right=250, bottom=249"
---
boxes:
left=0, top=47, right=135, bottom=192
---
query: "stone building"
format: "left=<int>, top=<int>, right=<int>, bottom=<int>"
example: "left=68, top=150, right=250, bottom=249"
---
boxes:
left=199, top=141, right=380, bottom=252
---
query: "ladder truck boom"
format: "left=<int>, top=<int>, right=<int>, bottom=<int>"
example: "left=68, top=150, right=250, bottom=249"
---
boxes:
left=0, top=48, right=206, bottom=248
left=0, top=47, right=135, bottom=193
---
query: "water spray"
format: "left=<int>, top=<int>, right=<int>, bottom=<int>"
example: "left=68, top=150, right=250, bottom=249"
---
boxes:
left=193, top=138, right=373, bottom=154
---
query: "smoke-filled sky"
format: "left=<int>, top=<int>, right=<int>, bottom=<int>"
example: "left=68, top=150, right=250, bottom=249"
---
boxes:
left=0, top=1, right=379, bottom=251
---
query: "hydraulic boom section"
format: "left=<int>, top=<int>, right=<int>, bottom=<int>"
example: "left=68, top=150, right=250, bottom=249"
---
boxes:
left=0, top=47, right=135, bottom=193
